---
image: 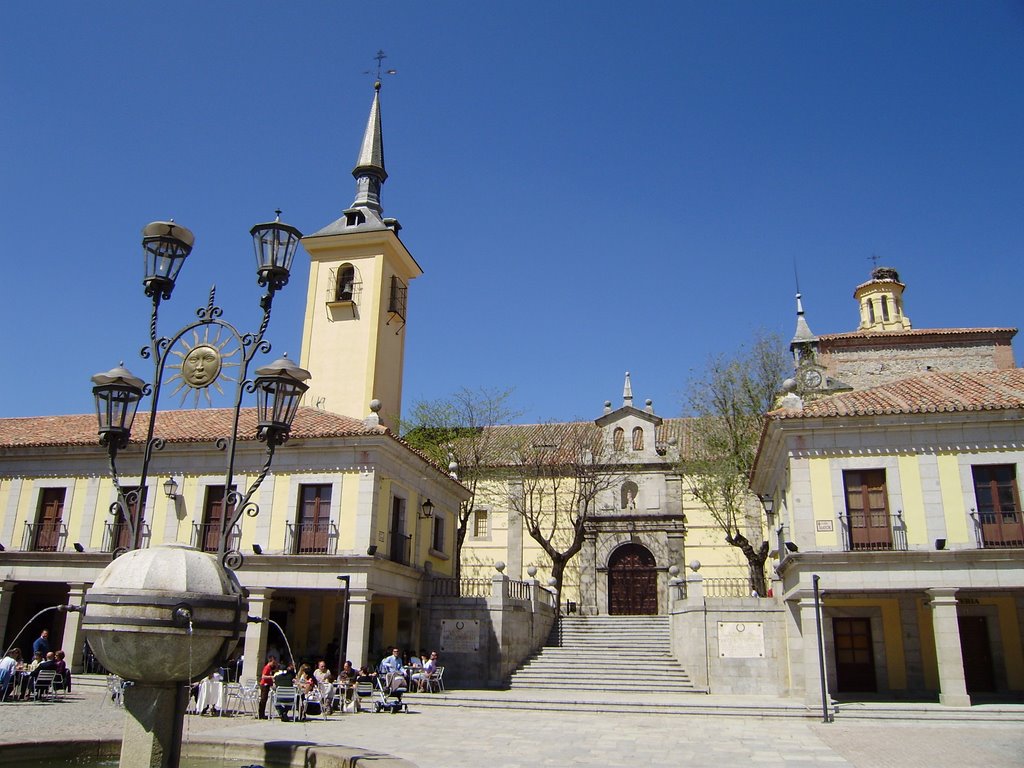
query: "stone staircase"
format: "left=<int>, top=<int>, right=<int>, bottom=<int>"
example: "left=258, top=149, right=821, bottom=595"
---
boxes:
left=508, top=615, right=698, bottom=693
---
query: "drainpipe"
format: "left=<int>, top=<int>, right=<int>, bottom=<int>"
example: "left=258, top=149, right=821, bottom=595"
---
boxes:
left=813, top=574, right=834, bottom=723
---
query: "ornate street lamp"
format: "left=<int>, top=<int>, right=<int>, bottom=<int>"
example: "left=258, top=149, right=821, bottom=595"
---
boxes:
left=92, top=363, right=146, bottom=450
left=92, top=215, right=309, bottom=568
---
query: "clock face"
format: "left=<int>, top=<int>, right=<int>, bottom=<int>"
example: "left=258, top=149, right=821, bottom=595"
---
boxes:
left=799, top=368, right=823, bottom=389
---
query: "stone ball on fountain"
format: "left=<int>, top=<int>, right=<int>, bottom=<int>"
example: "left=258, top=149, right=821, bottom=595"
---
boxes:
left=82, top=543, right=247, bottom=684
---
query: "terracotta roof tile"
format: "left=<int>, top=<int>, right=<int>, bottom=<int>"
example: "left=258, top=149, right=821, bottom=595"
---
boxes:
left=464, top=418, right=699, bottom=466
left=818, top=327, right=1016, bottom=341
left=0, top=407, right=384, bottom=449
left=770, top=369, right=1024, bottom=420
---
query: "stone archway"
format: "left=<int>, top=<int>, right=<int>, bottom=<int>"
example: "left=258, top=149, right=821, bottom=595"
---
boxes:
left=607, top=542, right=657, bottom=615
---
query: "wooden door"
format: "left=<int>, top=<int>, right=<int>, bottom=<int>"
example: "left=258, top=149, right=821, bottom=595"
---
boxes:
left=202, top=486, right=231, bottom=553
left=297, top=484, right=331, bottom=553
left=608, top=543, right=657, bottom=615
left=844, top=470, right=892, bottom=550
left=35, top=488, right=65, bottom=552
left=833, top=617, right=877, bottom=692
left=958, top=616, right=995, bottom=693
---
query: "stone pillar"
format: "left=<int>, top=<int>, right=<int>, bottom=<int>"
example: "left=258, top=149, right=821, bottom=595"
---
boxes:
left=62, top=583, right=90, bottom=672
left=579, top=531, right=598, bottom=615
left=797, top=596, right=827, bottom=707
left=0, top=581, right=15, bottom=649
left=121, top=683, right=189, bottom=768
left=927, top=587, right=971, bottom=707
left=241, top=587, right=274, bottom=683
left=507, top=481, right=524, bottom=579
left=346, top=590, right=374, bottom=669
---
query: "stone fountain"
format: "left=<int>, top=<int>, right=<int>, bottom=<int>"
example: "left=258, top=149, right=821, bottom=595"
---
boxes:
left=81, top=542, right=247, bottom=768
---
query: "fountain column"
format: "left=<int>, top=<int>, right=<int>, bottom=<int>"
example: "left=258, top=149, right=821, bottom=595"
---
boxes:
left=242, top=587, right=274, bottom=682
left=0, top=580, right=14, bottom=646
left=62, top=582, right=89, bottom=672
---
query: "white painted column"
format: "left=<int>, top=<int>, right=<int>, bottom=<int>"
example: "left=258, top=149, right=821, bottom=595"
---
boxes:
left=62, top=583, right=90, bottom=672
left=346, top=590, right=374, bottom=669
left=241, top=587, right=274, bottom=683
left=0, top=581, right=15, bottom=650
left=927, top=587, right=971, bottom=707
left=797, top=596, right=827, bottom=707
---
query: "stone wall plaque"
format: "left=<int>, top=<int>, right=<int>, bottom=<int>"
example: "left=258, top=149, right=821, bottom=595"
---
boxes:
left=718, top=621, right=765, bottom=658
left=440, top=619, right=480, bottom=653
left=816, top=519, right=834, bottom=532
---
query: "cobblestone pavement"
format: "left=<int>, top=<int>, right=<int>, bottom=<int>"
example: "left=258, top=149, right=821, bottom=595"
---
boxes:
left=1, top=685, right=1021, bottom=768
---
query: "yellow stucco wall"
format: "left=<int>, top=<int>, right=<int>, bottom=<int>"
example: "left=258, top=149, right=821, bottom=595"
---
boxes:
left=897, top=455, right=928, bottom=547
left=808, top=457, right=838, bottom=547
left=936, top=454, right=970, bottom=545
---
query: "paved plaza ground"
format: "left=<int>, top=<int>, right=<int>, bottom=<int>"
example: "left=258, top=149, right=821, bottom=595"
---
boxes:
left=1, top=678, right=1021, bottom=768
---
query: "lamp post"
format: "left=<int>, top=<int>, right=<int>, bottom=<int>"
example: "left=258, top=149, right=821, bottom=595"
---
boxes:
left=91, top=213, right=310, bottom=569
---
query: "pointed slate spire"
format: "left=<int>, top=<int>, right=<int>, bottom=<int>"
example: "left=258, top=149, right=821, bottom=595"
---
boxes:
left=623, top=371, right=634, bottom=408
left=351, top=81, right=388, bottom=214
left=791, top=293, right=816, bottom=345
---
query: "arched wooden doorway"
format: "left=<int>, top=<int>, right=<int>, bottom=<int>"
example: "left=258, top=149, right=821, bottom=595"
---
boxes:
left=607, top=543, right=657, bottom=615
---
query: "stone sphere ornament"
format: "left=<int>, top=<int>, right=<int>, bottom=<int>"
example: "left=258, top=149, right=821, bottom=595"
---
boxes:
left=527, top=566, right=538, bottom=577
left=82, top=542, right=247, bottom=683
left=494, top=561, right=506, bottom=573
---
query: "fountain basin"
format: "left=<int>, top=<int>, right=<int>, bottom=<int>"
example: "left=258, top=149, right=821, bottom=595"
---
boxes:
left=0, top=739, right=415, bottom=768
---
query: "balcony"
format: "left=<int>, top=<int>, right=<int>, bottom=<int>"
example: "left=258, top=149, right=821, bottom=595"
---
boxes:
left=191, top=522, right=241, bottom=554
left=840, top=511, right=907, bottom=552
left=972, top=510, right=1024, bottom=549
left=102, top=521, right=152, bottom=553
left=21, top=521, right=68, bottom=552
left=284, top=521, right=339, bottom=555
left=389, top=532, right=411, bottom=566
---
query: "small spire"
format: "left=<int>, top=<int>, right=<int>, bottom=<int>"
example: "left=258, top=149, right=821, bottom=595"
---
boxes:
left=351, top=81, right=388, bottom=214
left=791, top=292, right=816, bottom=344
left=623, top=372, right=633, bottom=408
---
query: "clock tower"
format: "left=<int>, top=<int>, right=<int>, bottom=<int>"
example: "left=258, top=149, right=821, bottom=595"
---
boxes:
left=298, top=81, right=422, bottom=429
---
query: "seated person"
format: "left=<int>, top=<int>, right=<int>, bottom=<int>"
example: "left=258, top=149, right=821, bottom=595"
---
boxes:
left=53, top=650, right=71, bottom=692
left=0, top=648, right=19, bottom=701
left=378, top=647, right=407, bottom=693
left=312, top=659, right=334, bottom=713
left=412, top=651, right=439, bottom=692
left=273, top=663, right=304, bottom=721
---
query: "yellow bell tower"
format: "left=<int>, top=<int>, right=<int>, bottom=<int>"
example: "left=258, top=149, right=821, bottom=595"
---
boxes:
left=298, top=81, right=422, bottom=429
left=854, top=266, right=912, bottom=332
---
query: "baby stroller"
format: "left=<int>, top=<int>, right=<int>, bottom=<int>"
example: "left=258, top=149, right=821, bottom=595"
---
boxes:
left=373, top=672, right=409, bottom=713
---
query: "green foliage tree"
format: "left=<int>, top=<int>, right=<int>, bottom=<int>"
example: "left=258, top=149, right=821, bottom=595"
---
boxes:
left=684, top=333, right=788, bottom=596
left=402, top=387, right=519, bottom=581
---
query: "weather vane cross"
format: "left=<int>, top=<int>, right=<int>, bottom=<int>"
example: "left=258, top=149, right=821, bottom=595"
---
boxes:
left=868, top=253, right=881, bottom=268
left=364, top=49, right=397, bottom=82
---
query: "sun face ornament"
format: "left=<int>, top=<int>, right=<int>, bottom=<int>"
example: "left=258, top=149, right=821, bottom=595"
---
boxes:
left=166, top=326, right=240, bottom=406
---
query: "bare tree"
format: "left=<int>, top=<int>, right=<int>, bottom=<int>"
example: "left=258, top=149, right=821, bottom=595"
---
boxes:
left=684, top=333, right=788, bottom=596
left=402, top=387, right=518, bottom=581
left=505, top=422, right=622, bottom=611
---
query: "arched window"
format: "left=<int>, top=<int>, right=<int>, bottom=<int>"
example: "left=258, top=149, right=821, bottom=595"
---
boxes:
left=336, top=264, right=355, bottom=302
left=613, top=427, right=625, bottom=451
left=632, top=427, right=644, bottom=451
left=867, top=299, right=876, bottom=324
left=881, top=295, right=890, bottom=321
left=621, top=481, right=639, bottom=510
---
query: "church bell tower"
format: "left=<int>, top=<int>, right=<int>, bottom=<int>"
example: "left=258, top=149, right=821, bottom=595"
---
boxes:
left=298, top=81, right=422, bottom=429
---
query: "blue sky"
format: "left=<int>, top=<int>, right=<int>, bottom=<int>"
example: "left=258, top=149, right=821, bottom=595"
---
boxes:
left=2, top=2, right=1022, bottom=423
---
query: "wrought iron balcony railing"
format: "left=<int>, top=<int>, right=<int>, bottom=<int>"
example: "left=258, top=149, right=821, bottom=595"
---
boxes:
left=191, top=522, right=241, bottom=554
left=22, top=521, right=68, bottom=552
left=971, top=510, right=1024, bottom=549
left=840, top=512, right=907, bottom=552
left=389, top=532, right=411, bottom=566
left=284, top=521, right=339, bottom=555
left=102, top=521, right=152, bottom=553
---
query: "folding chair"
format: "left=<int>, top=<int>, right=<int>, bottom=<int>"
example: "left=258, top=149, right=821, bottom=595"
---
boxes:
left=33, top=670, right=59, bottom=701
left=427, top=666, right=445, bottom=693
left=271, top=685, right=303, bottom=721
